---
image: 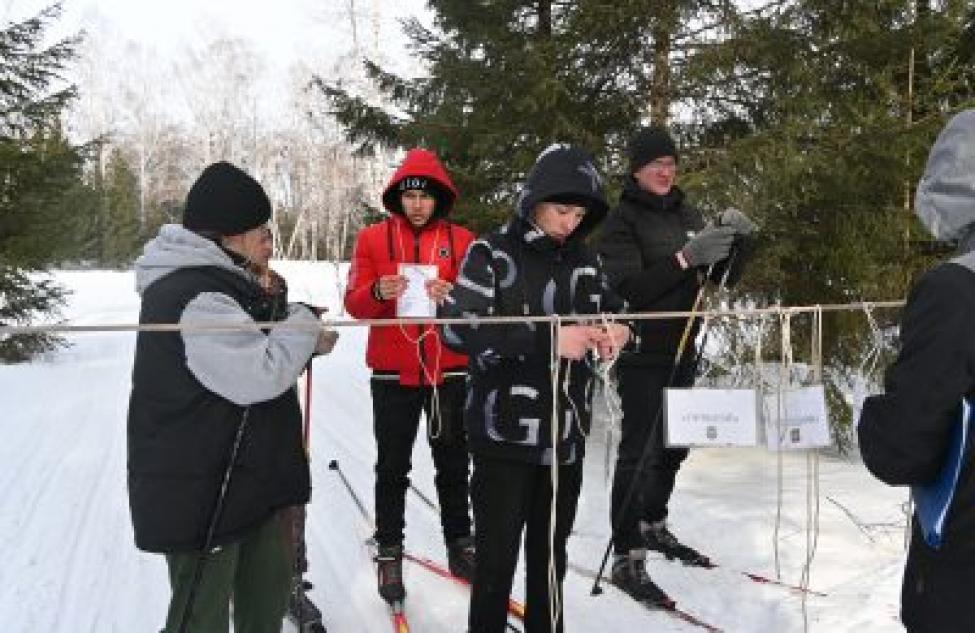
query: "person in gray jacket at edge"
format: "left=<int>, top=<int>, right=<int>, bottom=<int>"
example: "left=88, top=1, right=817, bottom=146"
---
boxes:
left=858, top=110, right=975, bottom=633
left=126, top=161, right=337, bottom=633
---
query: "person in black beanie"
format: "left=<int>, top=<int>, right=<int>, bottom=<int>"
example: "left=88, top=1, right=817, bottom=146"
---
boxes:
left=441, top=144, right=631, bottom=633
left=127, top=161, right=336, bottom=632
left=595, top=126, right=756, bottom=602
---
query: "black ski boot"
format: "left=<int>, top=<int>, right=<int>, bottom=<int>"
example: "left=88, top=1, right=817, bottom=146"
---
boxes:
left=446, top=535, right=476, bottom=581
left=287, top=578, right=326, bottom=632
left=640, top=520, right=712, bottom=567
left=610, top=549, right=673, bottom=608
left=375, top=543, right=406, bottom=603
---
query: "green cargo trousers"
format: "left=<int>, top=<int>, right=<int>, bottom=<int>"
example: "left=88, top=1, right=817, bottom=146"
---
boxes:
left=162, top=512, right=292, bottom=633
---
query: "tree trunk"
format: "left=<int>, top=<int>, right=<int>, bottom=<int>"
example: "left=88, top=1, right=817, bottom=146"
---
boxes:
left=537, top=0, right=551, bottom=40
left=650, top=1, right=678, bottom=124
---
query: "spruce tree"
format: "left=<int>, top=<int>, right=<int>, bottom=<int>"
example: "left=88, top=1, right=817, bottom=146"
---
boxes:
left=313, top=0, right=750, bottom=233
left=0, top=4, right=85, bottom=362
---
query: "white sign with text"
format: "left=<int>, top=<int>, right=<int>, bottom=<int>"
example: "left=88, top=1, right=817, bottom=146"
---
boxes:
left=763, top=385, right=831, bottom=450
left=664, top=388, right=759, bottom=447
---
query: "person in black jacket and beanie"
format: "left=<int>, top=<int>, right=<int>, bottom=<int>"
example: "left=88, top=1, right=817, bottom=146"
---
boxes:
left=440, top=144, right=630, bottom=633
left=127, top=162, right=336, bottom=633
left=594, top=127, right=756, bottom=600
left=859, top=109, right=975, bottom=633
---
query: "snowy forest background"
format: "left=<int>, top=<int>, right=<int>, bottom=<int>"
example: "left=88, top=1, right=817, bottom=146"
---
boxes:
left=3, top=0, right=975, bottom=444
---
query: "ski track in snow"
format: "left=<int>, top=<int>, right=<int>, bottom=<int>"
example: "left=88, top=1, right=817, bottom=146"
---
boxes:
left=0, top=265, right=908, bottom=632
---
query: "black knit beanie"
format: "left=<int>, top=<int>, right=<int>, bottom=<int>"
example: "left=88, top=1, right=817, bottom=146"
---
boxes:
left=183, top=161, right=272, bottom=236
left=628, top=126, right=678, bottom=174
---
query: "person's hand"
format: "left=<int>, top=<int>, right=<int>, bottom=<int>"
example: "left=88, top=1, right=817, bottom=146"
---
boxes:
left=718, top=207, right=758, bottom=236
left=373, top=274, right=408, bottom=301
left=557, top=325, right=599, bottom=360
left=681, top=225, right=735, bottom=267
left=593, top=323, right=630, bottom=360
left=314, top=328, right=339, bottom=356
left=424, top=278, right=453, bottom=304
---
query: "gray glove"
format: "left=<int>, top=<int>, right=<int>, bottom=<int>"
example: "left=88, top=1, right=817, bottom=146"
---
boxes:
left=681, top=225, right=735, bottom=267
left=718, top=207, right=758, bottom=236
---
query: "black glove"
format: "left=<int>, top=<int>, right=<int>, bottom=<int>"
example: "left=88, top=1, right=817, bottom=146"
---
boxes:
left=681, top=225, right=735, bottom=267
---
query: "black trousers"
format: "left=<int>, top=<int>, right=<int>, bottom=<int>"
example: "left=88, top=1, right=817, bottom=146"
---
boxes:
left=610, top=362, right=694, bottom=554
left=371, top=374, right=472, bottom=547
left=468, top=456, right=583, bottom=633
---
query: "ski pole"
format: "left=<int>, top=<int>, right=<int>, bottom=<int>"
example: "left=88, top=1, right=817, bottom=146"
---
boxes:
left=591, top=251, right=738, bottom=595
left=328, top=459, right=372, bottom=525
left=177, top=407, right=251, bottom=633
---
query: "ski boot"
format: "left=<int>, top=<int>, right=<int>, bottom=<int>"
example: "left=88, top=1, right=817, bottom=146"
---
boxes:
left=446, top=535, right=476, bottom=582
left=640, top=520, right=712, bottom=567
left=610, top=548, right=673, bottom=608
left=375, top=543, right=406, bottom=603
left=287, top=578, right=326, bottom=632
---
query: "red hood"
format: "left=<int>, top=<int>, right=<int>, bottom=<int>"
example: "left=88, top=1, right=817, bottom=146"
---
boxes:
left=382, top=148, right=458, bottom=219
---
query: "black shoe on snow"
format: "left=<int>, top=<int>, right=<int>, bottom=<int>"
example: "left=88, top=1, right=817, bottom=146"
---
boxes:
left=287, top=585, right=324, bottom=628
left=610, top=549, right=673, bottom=607
left=375, top=544, right=406, bottom=603
left=446, top=535, right=476, bottom=582
left=641, top=521, right=711, bottom=567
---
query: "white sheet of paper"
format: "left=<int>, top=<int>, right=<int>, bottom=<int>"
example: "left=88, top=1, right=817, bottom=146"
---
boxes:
left=396, top=263, right=438, bottom=318
left=664, top=388, right=759, bottom=447
left=763, top=384, right=831, bottom=450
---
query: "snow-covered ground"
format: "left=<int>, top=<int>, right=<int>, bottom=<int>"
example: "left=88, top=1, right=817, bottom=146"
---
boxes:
left=0, top=264, right=910, bottom=632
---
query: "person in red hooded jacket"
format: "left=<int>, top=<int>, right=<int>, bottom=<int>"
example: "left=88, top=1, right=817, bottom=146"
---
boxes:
left=345, top=148, right=476, bottom=605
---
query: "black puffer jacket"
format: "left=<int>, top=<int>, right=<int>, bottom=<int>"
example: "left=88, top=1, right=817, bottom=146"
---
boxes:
left=440, top=145, right=625, bottom=465
left=595, top=180, right=707, bottom=366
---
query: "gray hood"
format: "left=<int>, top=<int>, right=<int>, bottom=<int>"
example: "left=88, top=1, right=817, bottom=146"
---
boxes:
left=135, top=224, right=249, bottom=295
left=915, top=110, right=975, bottom=254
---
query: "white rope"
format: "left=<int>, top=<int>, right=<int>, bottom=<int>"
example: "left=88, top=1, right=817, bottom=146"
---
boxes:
left=0, top=301, right=908, bottom=336
left=799, top=306, right=824, bottom=633
left=548, top=314, right=562, bottom=633
left=773, top=308, right=793, bottom=579
left=594, top=312, right=624, bottom=485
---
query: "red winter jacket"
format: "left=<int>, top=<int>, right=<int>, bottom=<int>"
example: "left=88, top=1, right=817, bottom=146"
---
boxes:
left=345, top=149, right=474, bottom=386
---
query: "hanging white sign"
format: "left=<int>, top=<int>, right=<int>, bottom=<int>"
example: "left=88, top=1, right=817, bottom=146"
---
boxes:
left=664, top=388, right=759, bottom=447
left=763, top=384, right=831, bottom=450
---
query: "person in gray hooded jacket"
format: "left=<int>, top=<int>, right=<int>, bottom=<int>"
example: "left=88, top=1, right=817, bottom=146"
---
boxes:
left=858, top=110, right=975, bottom=633
left=127, top=161, right=336, bottom=633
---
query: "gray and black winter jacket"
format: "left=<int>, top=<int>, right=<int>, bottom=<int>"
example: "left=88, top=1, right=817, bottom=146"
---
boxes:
left=440, top=145, right=625, bottom=465
left=127, top=224, right=319, bottom=553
